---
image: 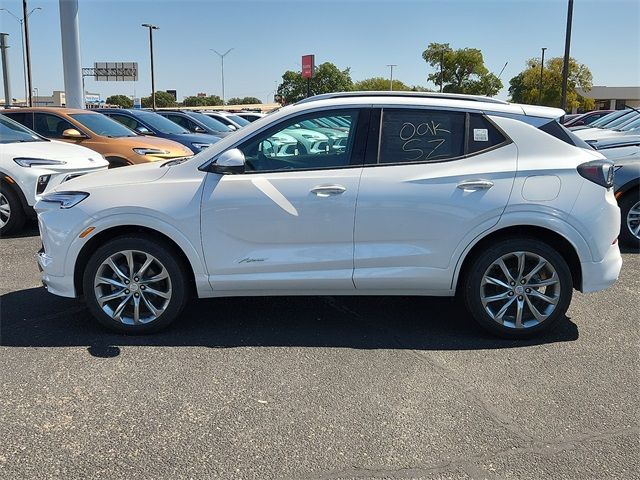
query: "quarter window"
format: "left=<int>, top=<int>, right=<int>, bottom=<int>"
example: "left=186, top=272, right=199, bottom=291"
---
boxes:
left=238, top=110, right=360, bottom=172
left=379, top=109, right=466, bottom=164
left=467, top=113, right=506, bottom=154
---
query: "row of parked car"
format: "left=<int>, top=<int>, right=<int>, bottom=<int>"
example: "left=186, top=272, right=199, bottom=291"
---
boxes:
left=561, top=109, right=640, bottom=247
left=0, top=107, right=267, bottom=234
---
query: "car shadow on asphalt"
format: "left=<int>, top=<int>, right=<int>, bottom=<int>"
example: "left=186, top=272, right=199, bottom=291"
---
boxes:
left=0, top=286, right=579, bottom=357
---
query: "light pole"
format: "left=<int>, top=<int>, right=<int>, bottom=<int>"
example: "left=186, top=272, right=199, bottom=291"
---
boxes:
left=439, top=49, right=445, bottom=93
left=141, top=23, right=159, bottom=110
left=0, top=6, right=41, bottom=105
left=560, top=0, right=574, bottom=112
left=32, top=86, right=38, bottom=105
left=211, top=48, right=233, bottom=104
left=538, top=47, right=547, bottom=105
left=387, top=64, right=397, bottom=91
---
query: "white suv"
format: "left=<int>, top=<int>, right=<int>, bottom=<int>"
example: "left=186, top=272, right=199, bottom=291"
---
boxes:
left=35, top=92, right=622, bottom=338
left=0, top=114, right=108, bottom=234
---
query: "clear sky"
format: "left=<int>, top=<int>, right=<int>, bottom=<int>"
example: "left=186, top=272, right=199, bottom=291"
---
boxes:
left=1, top=0, right=639, bottom=102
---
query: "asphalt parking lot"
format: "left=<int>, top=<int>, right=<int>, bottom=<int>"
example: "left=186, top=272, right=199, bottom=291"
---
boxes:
left=0, top=222, right=638, bottom=480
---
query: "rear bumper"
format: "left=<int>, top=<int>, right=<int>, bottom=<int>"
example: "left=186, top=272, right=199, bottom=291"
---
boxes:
left=580, top=242, right=622, bottom=293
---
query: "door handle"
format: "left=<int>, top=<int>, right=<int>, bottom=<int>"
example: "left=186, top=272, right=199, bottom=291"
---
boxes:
left=457, top=179, right=494, bottom=191
left=311, top=184, right=347, bottom=197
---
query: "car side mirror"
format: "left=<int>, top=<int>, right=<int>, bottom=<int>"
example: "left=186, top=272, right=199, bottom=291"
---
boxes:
left=227, top=124, right=238, bottom=131
left=135, top=126, right=152, bottom=135
left=193, top=126, right=206, bottom=133
left=574, top=120, right=584, bottom=126
left=62, top=128, right=85, bottom=139
left=211, top=148, right=245, bottom=174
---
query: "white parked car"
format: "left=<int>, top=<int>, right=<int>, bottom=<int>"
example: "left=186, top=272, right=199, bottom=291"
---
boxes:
left=0, top=114, right=108, bottom=235
left=200, top=111, right=251, bottom=131
left=35, top=92, right=622, bottom=338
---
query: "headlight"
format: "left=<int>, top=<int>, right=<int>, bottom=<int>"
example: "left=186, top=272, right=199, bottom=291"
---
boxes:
left=40, top=191, right=89, bottom=209
left=133, top=148, right=170, bottom=155
left=191, top=143, right=212, bottom=151
left=14, top=158, right=67, bottom=167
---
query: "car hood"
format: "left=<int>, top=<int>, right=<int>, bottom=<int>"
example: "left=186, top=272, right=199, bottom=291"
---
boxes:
left=56, top=160, right=169, bottom=191
left=6, top=139, right=108, bottom=169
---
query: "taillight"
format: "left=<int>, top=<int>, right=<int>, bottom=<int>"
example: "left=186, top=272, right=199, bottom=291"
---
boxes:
left=577, top=160, right=615, bottom=188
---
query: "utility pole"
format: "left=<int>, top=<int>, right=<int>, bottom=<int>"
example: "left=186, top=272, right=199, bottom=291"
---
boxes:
left=439, top=49, right=445, bottom=93
left=560, top=0, right=574, bottom=112
left=59, top=0, right=84, bottom=109
left=538, top=47, right=547, bottom=105
left=0, top=7, right=40, bottom=105
left=142, top=23, right=159, bottom=110
left=0, top=33, right=11, bottom=107
left=22, top=0, right=34, bottom=106
left=211, top=48, right=233, bottom=104
left=387, top=64, right=397, bottom=91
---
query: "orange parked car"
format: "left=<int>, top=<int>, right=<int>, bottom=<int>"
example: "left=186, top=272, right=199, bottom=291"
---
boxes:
left=2, top=108, right=193, bottom=167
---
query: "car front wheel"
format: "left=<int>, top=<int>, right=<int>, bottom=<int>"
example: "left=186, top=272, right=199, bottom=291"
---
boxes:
left=463, top=239, right=573, bottom=338
left=82, top=236, right=189, bottom=333
left=0, top=186, right=25, bottom=236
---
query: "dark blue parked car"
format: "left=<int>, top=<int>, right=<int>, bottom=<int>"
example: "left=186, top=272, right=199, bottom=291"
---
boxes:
left=156, top=110, right=234, bottom=137
left=95, top=108, right=221, bottom=153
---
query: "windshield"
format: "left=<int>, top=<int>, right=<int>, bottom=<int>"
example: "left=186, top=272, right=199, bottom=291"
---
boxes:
left=606, top=113, right=639, bottom=130
left=70, top=113, right=137, bottom=137
left=619, top=116, right=640, bottom=131
left=136, top=111, right=190, bottom=134
left=188, top=112, right=232, bottom=132
left=0, top=114, right=46, bottom=143
left=590, top=110, right=632, bottom=128
left=227, top=114, right=250, bottom=126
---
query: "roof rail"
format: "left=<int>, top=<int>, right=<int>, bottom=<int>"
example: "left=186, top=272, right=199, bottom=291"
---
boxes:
left=295, top=91, right=509, bottom=106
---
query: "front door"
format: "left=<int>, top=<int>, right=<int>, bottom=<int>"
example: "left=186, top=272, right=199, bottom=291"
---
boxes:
left=200, top=108, right=368, bottom=292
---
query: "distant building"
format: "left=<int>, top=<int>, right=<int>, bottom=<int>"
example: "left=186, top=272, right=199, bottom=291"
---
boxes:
left=578, top=86, right=640, bottom=112
left=3, top=90, right=100, bottom=107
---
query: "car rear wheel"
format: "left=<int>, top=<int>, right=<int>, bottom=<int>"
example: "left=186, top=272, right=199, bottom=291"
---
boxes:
left=0, top=186, right=25, bottom=236
left=619, top=191, right=640, bottom=248
left=82, top=236, right=189, bottom=333
left=463, top=239, right=573, bottom=338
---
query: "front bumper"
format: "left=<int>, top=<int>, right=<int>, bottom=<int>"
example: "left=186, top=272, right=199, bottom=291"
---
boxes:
left=37, top=250, right=77, bottom=297
left=580, top=242, right=623, bottom=293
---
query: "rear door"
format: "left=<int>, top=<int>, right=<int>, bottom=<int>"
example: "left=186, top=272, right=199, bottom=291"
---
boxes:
left=354, top=107, right=517, bottom=292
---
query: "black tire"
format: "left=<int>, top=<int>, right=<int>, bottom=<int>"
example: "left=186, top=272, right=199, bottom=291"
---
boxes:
left=463, top=238, right=573, bottom=339
left=82, top=235, right=190, bottom=333
left=0, top=184, right=26, bottom=236
left=618, top=190, right=640, bottom=249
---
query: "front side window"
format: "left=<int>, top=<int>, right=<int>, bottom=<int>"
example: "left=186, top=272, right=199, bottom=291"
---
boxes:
left=33, top=113, right=76, bottom=138
left=379, top=109, right=466, bottom=163
left=237, top=110, right=360, bottom=172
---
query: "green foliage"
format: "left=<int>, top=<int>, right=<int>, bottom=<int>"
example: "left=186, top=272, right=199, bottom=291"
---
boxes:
left=182, top=95, right=224, bottom=107
left=508, top=57, right=594, bottom=111
left=105, top=95, right=133, bottom=108
left=353, top=77, right=411, bottom=91
left=141, top=91, right=177, bottom=108
left=227, top=96, right=262, bottom=105
left=422, top=42, right=502, bottom=96
left=277, top=62, right=353, bottom=104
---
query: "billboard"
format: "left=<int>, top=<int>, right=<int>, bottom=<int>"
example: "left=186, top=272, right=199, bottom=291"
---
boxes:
left=301, top=55, right=314, bottom=79
left=93, top=62, right=138, bottom=81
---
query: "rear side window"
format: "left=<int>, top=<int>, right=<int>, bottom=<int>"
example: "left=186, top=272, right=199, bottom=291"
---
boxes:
left=538, top=120, right=594, bottom=150
left=379, top=109, right=466, bottom=163
left=3, top=111, right=33, bottom=129
left=467, top=113, right=506, bottom=154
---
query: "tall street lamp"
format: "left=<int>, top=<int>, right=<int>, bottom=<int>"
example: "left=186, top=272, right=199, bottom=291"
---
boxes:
left=560, top=0, right=574, bottom=112
left=211, top=48, right=233, bottom=104
left=539, top=47, right=547, bottom=105
left=141, top=23, right=159, bottom=110
left=0, top=5, right=41, bottom=105
left=386, top=64, right=397, bottom=91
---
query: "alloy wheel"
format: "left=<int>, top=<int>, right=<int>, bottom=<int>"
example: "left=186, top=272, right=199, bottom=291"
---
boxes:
left=0, top=192, right=11, bottom=228
left=93, top=250, right=172, bottom=325
left=480, top=251, right=561, bottom=329
left=626, top=199, right=640, bottom=241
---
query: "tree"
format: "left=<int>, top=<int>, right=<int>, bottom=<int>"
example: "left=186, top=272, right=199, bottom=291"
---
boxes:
left=141, top=91, right=177, bottom=108
left=508, top=57, right=595, bottom=111
left=353, top=77, right=411, bottom=91
left=227, top=96, right=262, bottom=105
left=105, top=95, right=133, bottom=108
left=183, top=95, right=223, bottom=107
left=277, top=62, right=353, bottom=104
left=422, top=42, right=502, bottom=96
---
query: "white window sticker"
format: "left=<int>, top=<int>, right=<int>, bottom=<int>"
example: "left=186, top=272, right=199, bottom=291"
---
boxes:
left=473, top=128, right=489, bottom=142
